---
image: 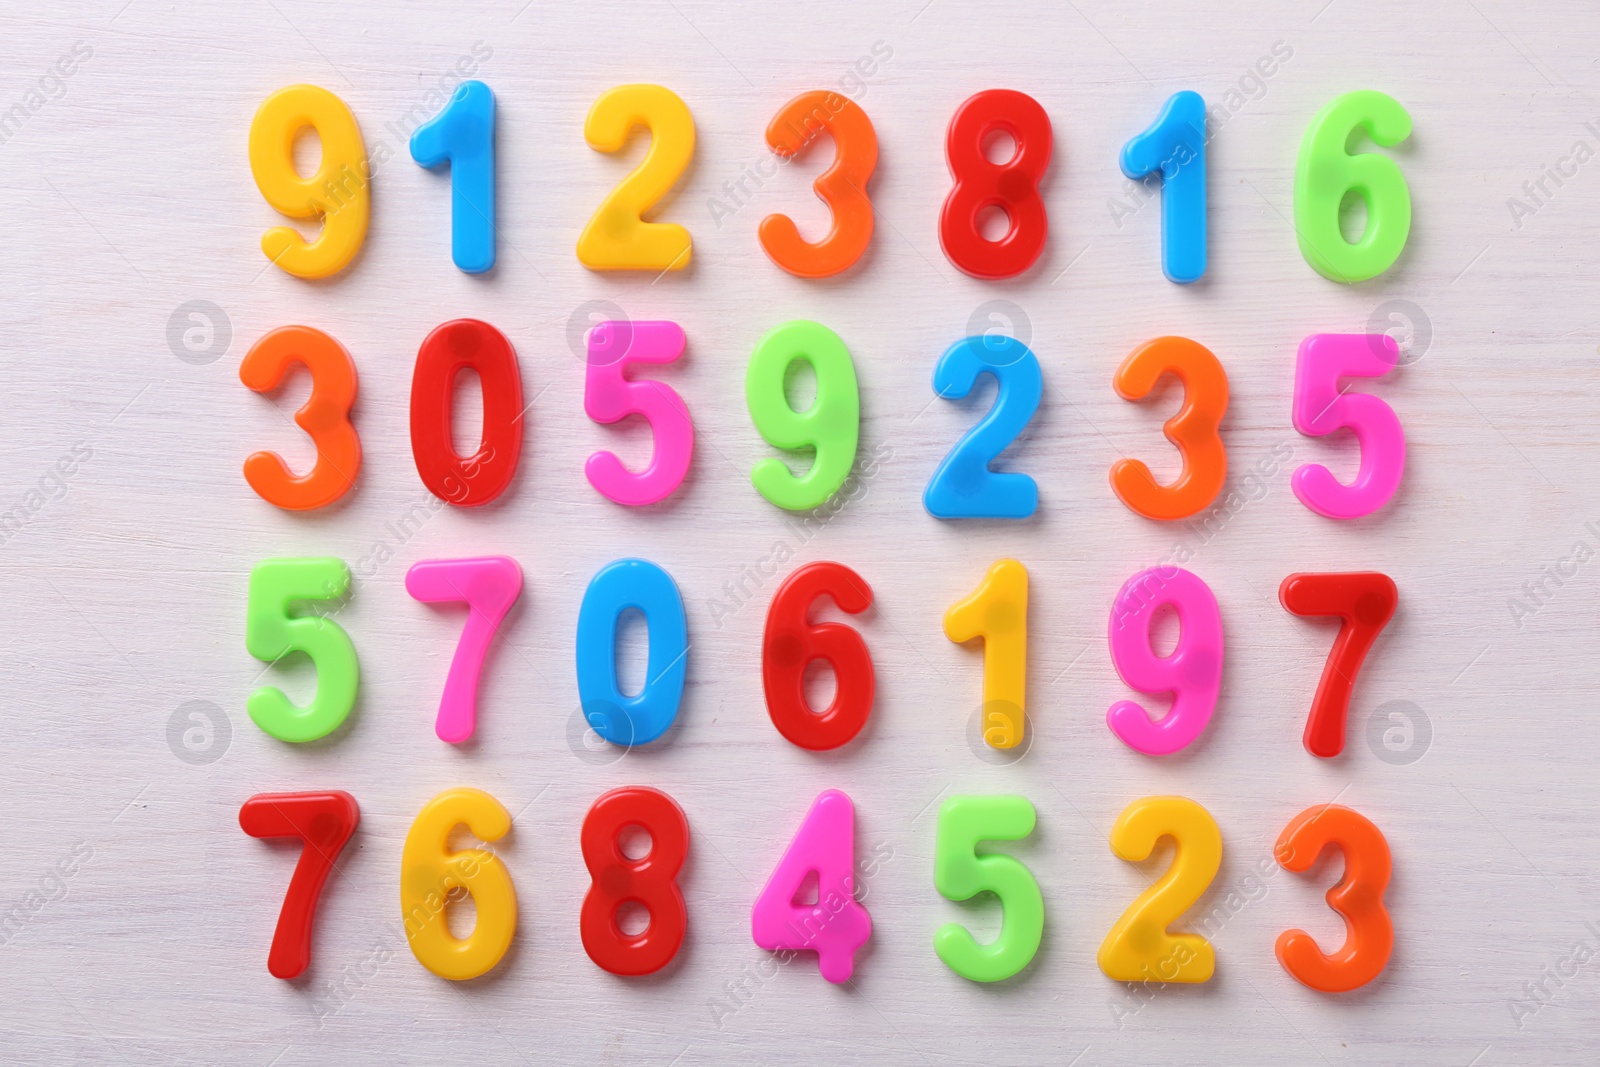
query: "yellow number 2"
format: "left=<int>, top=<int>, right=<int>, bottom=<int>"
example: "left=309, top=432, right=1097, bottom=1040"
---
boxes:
left=578, top=84, right=694, bottom=272
left=1098, top=796, right=1221, bottom=984
left=249, top=84, right=370, bottom=279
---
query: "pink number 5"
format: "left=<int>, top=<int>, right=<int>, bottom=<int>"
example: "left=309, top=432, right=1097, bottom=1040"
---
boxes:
left=585, top=320, right=694, bottom=506
left=1107, top=567, right=1223, bottom=755
left=405, top=556, right=523, bottom=743
left=1291, top=333, right=1405, bottom=519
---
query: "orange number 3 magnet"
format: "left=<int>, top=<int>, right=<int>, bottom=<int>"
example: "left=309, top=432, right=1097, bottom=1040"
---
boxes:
left=1110, top=336, right=1228, bottom=521
left=240, top=326, right=361, bottom=510
left=1274, top=804, right=1394, bottom=993
left=759, top=92, right=878, bottom=278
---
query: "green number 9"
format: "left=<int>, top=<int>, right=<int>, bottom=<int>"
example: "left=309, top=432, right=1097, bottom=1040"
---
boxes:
left=745, top=320, right=859, bottom=511
left=1292, top=90, right=1412, bottom=283
left=246, top=557, right=359, bottom=742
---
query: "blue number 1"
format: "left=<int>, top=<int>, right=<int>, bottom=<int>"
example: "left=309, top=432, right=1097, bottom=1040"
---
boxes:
left=924, top=336, right=1042, bottom=520
left=576, top=558, right=688, bottom=747
left=1121, top=90, right=1206, bottom=284
left=410, top=80, right=496, bottom=274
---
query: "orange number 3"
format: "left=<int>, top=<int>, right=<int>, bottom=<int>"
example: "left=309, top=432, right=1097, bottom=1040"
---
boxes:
left=1274, top=804, right=1394, bottom=993
left=759, top=92, right=878, bottom=278
left=240, top=326, right=361, bottom=510
left=1110, top=335, right=1228, bottom=521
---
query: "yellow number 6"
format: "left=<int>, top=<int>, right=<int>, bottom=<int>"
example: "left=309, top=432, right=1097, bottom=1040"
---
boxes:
left=401, top=787, right=516, bottom=980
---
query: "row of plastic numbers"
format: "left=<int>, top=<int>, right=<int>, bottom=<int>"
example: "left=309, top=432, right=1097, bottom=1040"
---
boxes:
left=250, top=82, right=1411, bottom=283
left=249, top=555, right=1394, bottom=760
left=244, top=321, right=1406, bottom=520
left=243, top=787, right=1391, bottom=993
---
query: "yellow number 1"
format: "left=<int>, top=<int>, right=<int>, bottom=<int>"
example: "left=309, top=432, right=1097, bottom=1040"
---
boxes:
left=945, top=559, right=1028, bottom=749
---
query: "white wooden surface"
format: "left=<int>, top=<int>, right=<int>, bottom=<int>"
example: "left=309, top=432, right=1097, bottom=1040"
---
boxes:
left=1, top=0, right=1597, bottom=1062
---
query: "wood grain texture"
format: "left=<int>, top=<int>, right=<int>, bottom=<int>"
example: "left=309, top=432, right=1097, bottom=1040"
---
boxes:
left=0, top=0, right=1596, bottom=1063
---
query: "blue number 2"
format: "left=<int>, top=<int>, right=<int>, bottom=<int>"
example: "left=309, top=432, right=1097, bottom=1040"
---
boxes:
left=410, top=80, right=496, bottom=274
left=1121, top=90, right=1206, bottom=284
left=576, top=558, right=688, bottom=747
left=924, top=336, right=1041, bottom=520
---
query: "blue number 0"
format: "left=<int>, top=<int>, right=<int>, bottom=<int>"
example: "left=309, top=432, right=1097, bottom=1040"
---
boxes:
left=410, top=80, right=496, bottom=274
left=1121, top=90, right=1206, bottom=284
left=923, top=336, right=1041, bottom=520
left=576, top=558, right=688, bottom=747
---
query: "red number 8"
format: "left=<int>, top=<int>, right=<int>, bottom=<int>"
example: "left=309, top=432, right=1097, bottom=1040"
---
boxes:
left=939, top=89, right=1053, bottom=279
left=580, top=786, right=689, bottom=976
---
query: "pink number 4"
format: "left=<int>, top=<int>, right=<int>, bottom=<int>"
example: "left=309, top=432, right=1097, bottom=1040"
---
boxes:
left=1291, top=333, right=1405, bottom=519
left=405, top=556, right=523, bottom=743
left=752, top=789, right=872, bottom=983
left=585, top=320, right=694, bottom=506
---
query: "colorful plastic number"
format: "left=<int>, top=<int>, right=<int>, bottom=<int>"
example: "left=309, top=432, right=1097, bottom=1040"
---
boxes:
left=248, top=84, right=368, bottom=279
left=939, top=89, right=1052, bottom=279
left=1110, top=335, right=1228, bottom=521
left=239, top=325, right=361, bottom=511
left=1293, top=90, right=1412, bottom=283
left=1098, top=796, right=1221, bottom=983
left=410, top=318, right=524, bottom=507
left=1107, top=567, right=1223, bottom=756
left=945, top=559, right=1028, bottom=749
left=580, top=787, right=689, bottom=976
left=759, top=91, right=878, bottom=277
left=410, top=80, right=495, bottom=273
left=751, top=789, right=872, bottom=983
left=1274, top=804, right=1394, bottom=992
left=1121, top=91, right=1207, bottom=284
left=578, top=84, right=694, bottom=271
left=405, top=556, right=523, bottom=744
left=1291, top=333, right=1405, bottom=519
left=246, top=558, right=358, bottom=743
left=746, top=320, right=860, bottom=511
left=401, top=787, right=516, bottom=981
left=762, top=562, right=874, bottom=750
left=576, top=559, right=687, bottom=747
left=1279, top=572, right=1398, bottom=758
left=239, top=790, right=360, bottom=980
left=584, top=320, right=693, bottom=506
left=924, top=336, right=1041, bottom=520
left=933, top=795, right=1042, bottom=983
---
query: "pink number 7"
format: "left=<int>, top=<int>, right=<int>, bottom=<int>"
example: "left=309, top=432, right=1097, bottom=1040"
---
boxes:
left=405, top=556, right=523, bottom=743
left=1291, top=333, right=1405, bottom=519
left=584, top=320, right=694, bottom=506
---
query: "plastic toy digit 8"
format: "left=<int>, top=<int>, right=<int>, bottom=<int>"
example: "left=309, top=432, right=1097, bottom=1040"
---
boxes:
left=580, top=787, right=690, bottom=976
left=939, top=89, right=1052, bottom=279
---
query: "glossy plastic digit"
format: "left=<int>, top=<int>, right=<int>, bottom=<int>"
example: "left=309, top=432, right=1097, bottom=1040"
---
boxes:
left=1107, top=567, right=1223, bottom=756
left=1121, top=91, right=1206, bottom=283
left=1279, top=572, right=1398, bottom=758
left=246, top=558, right=358, bottom=743
left=945, top=559, right=1028, bottom=749
left=576, top=558, right=687, bottom=748
left=759, top=91, right=878, bottom=277
left=762, top=561, right=874, bottom=750
left=924, top=335, right=1041, bottom=519
left=746, top=320, right=859, bottom=511
left=584, top=320, right=693, bottom=506
left=410, top=79, right=495, bottom=273
left=939, top=89, right=1052, bottom=279
left=1098, top=796, right=1221, bottom=984
left=1275, top=804, right=1394, bottom=992
left=1293, top=90, right=1412, bottom=283
left=406, top=556, right=523, bottom=744
left=239, top=790, right=360, bottom=980
left=1110, top=336, right=1228, bottom=521
left=239, top=325, right=361, bottom=510
left=410, top=318, right=524, bottom=506
left=578, top=84, right=694, bottom=271
left=1291, top=333, right=1405, bottom=519
left=580, top=786, right=689, bottom=976
left=933, top=795, right=1042, bottom=983
left=400, top=787, right=516, bottom=980
left=751, top=789, right=872, bottom=983
left=248, top=84, right=368, bottom=279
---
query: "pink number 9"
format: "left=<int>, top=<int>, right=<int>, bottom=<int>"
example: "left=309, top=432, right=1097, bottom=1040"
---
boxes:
left=1291, top=333, right=1405, bottom=519
left=584, top=320, right=693, bottom=506
left=1107, top=567, right=1223, bottom=755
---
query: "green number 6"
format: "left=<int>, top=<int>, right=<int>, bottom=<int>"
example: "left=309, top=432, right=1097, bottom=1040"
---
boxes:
left=1292, top=90, right=1412, bottom=283
left=933, top=795, right=1043, bottom=982
left=745, top=320, right=859, bottom=511
left=246, top=557, right=359, bottom=742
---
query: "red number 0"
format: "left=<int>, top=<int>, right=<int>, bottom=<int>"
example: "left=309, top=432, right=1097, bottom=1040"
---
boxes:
left=239, top=790, right=360, bottom=979
left=1279, top=572, right=1397, bottom=758
left=939, top=89, right=1052, bottom=279
left=580, top=786, right=690, bottom=976
left=762, top=561, right=875, bottom=750
left=410, top=318, right=525, bottom=506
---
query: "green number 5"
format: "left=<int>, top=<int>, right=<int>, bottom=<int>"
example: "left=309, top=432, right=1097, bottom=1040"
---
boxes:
left=933, top=795, right=1043, bottom=982
left=1293, top=90, right=1412, bottom=283
left=246, top=558, right=359, bottom=742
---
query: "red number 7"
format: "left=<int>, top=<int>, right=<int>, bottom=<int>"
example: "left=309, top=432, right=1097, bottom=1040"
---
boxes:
left=1279, top=572, right=1397, bottom=758
left=239, top=790, right=360, bottom=979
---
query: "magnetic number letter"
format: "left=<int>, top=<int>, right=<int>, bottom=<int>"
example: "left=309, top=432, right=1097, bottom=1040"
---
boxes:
left=410, top=318, right=525, bottom=506
left=762, top=562, right=874, bottom=751
left=945, top=559, right=1028, bottom=749
left=576, top=558, right=688, bottom=747
left=934, top=795, right=1043, bottom=982
left=751, top=789, right=871, bottom=983
left=939, top=89, right=1052, bottom=279
left=1120, top=91, right=1207, bottom=284
left=1291, top=333, right=1405, bottom=519
left=401, top=787, right=516, bottom=980
left=1098, top=796, right=1220, bottom=983
left=578, top=84, right=694, bottom=271
left=1275, top=804, right=1394, bottom=992
left=246, top=557, right=358, bottom=743
left=581, top=787, right=690, bottom=976
left=248, top=84, right=368, bottom=279
left=759, top=91, right=878, bottom=277
left=1107, top=567, right=1223, bottom=756
left=1279, top=572, right=1397, bottom=758
left=924, top=335, right=1041, bottom=520
left=239, top=325, right=361, bottom=511
left=1293, top=90, right=1412, bottom=283
left=1110, top=335, right=1228, bottom=521
left=239, top=790, right=360, bottom=979
left=405, top=556, right=524, bottom=744
left=746, top=320, right=860, bottom=511
left=584, top=320, right=693, bottom=506
left=410, top=80, right=496, bottom=273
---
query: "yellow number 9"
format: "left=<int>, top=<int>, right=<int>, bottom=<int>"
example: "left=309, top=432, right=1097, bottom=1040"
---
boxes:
left=249, top=84, right=369, bottom=279
left=400, top=787, right=516, bottom=980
